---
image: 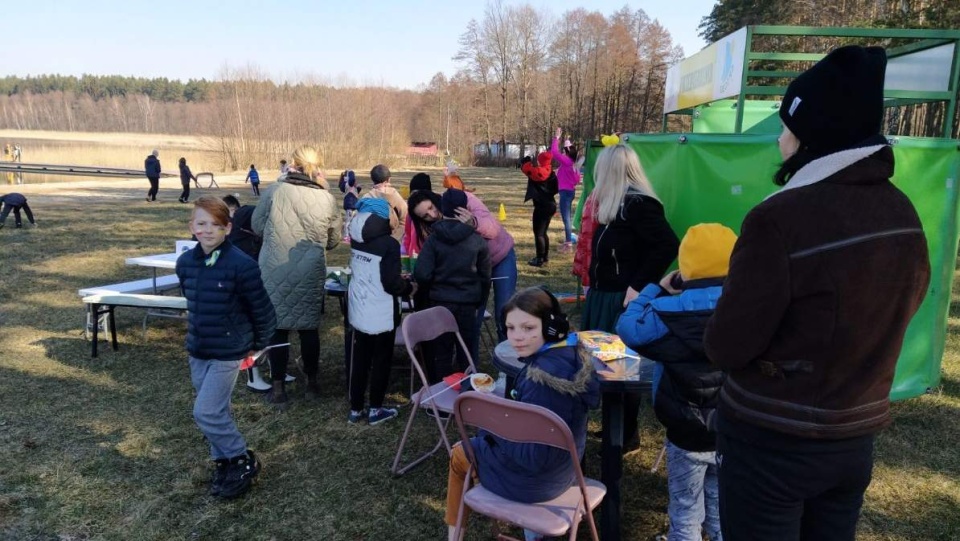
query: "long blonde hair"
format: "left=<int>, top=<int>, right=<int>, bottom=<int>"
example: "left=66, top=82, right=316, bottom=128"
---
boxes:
left=591, top=143, right=659, bottom=225
left=290, top=145, right=326, bottom=186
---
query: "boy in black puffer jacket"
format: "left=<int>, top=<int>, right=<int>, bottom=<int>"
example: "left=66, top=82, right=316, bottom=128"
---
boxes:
left=616, top=223, right=738, bottom=541
left=413, top=189, right=491, bottom=382
left=176, top=196, right=276, bottom=500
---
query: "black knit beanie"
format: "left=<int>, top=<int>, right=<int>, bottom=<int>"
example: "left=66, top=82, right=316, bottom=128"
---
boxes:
left=441, top=188, right=468, bottom=218
left=779, top=45, right=887, bottom=156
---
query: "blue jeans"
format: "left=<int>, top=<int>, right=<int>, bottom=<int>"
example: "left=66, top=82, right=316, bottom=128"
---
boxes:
left=473, top=247, right=518, bottom=358
left=558, top=190, right=575, bottom=242
left=666, top=441, right=722, bottom=541
left=189, top=357, right=247, bottom=460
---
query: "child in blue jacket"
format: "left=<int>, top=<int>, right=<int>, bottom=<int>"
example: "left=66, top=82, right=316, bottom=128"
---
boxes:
left=245, top=164, right=261, bottom=196
left=444, top=287, right=599, bottom=541
left=616, top=223, right=737, bottom=541
left=176, top=195, right=277, bottom=500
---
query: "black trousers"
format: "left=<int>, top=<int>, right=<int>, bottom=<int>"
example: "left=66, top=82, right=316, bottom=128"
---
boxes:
left=0, top=202, right=34, bottom=226
left=179, top=181, right=191, bottom=202
left=268, top=328, right=320, bottom=382
left=427, top=301, right=479, bottom=384
left=717, top=430, right=874, bottom=541
left=146, top=177, right=160, bottom=200
left=251, top=182, right=260, bottom=196
left=349, top=328, right=396, bottom=411
left=531, top=201, right=556, bottom=260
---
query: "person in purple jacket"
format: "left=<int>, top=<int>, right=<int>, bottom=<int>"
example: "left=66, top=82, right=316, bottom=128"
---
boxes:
left=552, top=127, right=582, bottom=251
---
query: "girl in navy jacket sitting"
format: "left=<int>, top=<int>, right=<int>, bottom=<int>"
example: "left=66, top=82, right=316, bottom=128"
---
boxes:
left=176, top=196, right=277, bottom=500
left=444, top=287, right=599, bottom=541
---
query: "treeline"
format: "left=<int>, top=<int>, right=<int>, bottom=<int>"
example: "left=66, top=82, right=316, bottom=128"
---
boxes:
left=0, top=75, right=214, bottom=102
left=2, top=0, right=958, bottom=170
left=699, top=0, right=960, bottom=138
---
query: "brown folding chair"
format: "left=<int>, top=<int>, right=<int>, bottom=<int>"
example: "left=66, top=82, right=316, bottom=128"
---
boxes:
left=451, top=392, right=606, bottom=541
left=391, top=306, right=478, bottom=476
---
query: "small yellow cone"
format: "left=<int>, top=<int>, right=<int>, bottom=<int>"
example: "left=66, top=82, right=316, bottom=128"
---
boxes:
left=498, top=203, right=507, bottom=221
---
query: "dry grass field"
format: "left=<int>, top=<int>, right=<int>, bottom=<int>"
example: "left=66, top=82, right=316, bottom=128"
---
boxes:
left=1, top=151, right=958, bottom=540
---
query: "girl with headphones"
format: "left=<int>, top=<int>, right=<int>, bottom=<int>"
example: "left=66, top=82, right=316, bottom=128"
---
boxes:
left=443, top=287, right=600, bottom=541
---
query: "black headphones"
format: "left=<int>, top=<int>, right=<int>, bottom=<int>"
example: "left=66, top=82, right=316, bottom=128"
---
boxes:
left=538, top=286, right=570, bottom=342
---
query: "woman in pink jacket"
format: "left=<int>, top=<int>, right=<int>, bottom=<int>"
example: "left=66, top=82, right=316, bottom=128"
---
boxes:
left=551, top=127, right=582, bottom=251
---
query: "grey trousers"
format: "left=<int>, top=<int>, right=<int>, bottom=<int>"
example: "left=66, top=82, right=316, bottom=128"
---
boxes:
left=189, top=357, right=247, bottom=460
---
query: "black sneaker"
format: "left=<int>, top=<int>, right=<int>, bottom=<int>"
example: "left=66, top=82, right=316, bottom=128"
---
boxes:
left=209, top=458, right=229, bottom=496
left=218, top=450, right=261, bottom=499
left=527, top=257, right=545, bottom=267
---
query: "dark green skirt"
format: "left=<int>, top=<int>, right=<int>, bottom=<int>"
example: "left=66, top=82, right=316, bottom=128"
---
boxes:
left=580, top=289, right=626, bottom=333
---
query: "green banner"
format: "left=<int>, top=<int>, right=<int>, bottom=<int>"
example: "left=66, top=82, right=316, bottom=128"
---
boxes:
left=578, top=133, right=960, bottom=400
left=692, top=99, right=782, bottom=135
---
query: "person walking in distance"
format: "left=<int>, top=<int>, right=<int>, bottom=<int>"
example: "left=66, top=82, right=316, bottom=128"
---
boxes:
left=246, top=164, right=261, bottom=196
left=145, top=149, right=162, bottom=202
left=178, top=157, right=198, bottom=203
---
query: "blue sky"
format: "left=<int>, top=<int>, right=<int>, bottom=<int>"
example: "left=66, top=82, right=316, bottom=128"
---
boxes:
left=5, top=0, right=716, bottom=89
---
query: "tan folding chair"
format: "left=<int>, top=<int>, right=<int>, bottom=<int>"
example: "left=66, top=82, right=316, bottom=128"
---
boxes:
left=451, top=392, right=606, bottom=541
left=391, top=306, right=478, bottom=476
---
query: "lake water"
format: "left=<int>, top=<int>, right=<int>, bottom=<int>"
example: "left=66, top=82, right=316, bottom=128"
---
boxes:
left=1, top=137, right=223, bottom=184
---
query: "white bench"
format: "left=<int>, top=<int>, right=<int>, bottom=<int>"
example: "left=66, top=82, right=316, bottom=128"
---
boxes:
left=79, top=274, right=181, bottom=339
left=82, top=294, right=187, bottom=357
left=78, top=274, right=180, bottom=297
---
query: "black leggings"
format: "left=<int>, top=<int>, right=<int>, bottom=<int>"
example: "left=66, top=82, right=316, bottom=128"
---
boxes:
left=251, top=182, right=260, bottom=196
left=532, top=201, right=556, bottom=260
left=269, top=328, right=320, bottom=382
left=349, top=329, right=396, bottom=411
left=180, top=181, right=190, bottom=202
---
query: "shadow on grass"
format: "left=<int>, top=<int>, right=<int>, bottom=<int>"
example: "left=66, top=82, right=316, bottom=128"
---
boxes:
left=861, top=490, right=960, bottom=540
left=874, top=375, right=960, bottom=495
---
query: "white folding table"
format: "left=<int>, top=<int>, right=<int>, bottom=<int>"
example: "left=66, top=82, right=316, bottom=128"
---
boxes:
left=125, top=252, right=179, bottom=293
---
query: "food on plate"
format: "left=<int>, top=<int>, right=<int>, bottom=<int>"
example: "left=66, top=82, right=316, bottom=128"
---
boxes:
left=470, top=373, right=496, bottom=393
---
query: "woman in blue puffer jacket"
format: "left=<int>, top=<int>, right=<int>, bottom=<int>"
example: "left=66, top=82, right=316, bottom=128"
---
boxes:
left=444, top=287, right=600, bottom=541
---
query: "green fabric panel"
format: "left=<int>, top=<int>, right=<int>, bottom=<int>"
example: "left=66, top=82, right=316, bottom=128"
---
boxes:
left=886, top=139, right=960, bottom=400
left=692, top=100, right=782, bottom=135
left=579, top=133, right=960, bottom=400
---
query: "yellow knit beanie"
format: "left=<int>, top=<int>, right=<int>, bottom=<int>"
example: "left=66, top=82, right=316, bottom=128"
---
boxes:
left=678, top=223, right=739, bottom=280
